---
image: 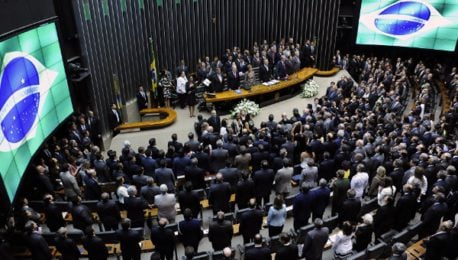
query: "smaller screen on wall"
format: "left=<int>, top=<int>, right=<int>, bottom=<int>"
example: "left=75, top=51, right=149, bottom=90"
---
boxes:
left=356, top=0, right=458, bottom=51
left=0, top=22, right=73, bottom=202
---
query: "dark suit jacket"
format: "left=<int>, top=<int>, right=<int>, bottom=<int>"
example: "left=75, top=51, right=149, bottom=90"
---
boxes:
left=154, top=167, right=176, bottom=192
left=276, top=244, right=298, bottom=260
left=244, top=246, right=272, bottom=260
left=425, top=231, right=449, bottom=260
left=207, top=115, right=221, bottom=133
left=302, top=227, right=329, bottom=260
left=178, top=219, right=203, bottom=248
left=84, top=176, right=101, bottom=200
left=339, top=198, right=361, bottom=224
left=227, top=71, right=240, bottom=90
left=184, top=165, right=206, bottom=190
left=208, top=182, right=232, bottom=213
left=208, top=220, right=233, bottom=251
left=109, top=109, right=121, bottom=130
left=26, top=232, right=52, bottom=260
left=136, top=91, right=148, bottom=110
left=394, top=192, right=418, bottom=230
left=210, top=73, right=225, bottom=93
left=293, top=192, right=313, bottom=227
left=140, top=185, right=161, bottom=204
left=177, top=190, right=201, bottom=218
left=124, top=197, right=148, bottom=227
left=239, top=209, right=264, bottom=239
left=236, top=179, right=255, bottom=209
left=275, top=61, right=287, bottom=79
left=421, top=202, right=448, bottom=236
left=116, top=228, right=143, bottom=260
left=82, top=235, right=108, bottom=260
left=374, top=204, right=396, bottom=237
left=96, top=200, right=121, bottom=229
left=150, top=226, right=176, bottom=255
left=55, top=236, right=81, bottom=260
left=310, top=186, right=331, bottom=219
left=71, top=204, right=93, bottom=231
left=259, top=65, right=272, bottom=83
left=219, top=167, right=240, bottom=190
left=141, top=157, right=157, bottom=176
left=318, top=159, right=336, bottom=181
left=253, top=168, right=275, bottom=198
left=354, top=224, right=373, bottom=251
left=44, top=203, right=65, bottom=232
left=210, top=148, right=229, bottom=173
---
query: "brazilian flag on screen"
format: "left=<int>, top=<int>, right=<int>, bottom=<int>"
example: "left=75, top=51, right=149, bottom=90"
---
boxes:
left=0, top=22, right=73, bottom=202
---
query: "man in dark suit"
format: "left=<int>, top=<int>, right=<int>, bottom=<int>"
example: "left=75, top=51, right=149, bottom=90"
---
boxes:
left=35, top=165, right=55, bottom=198
left=318, top=152, right=337, bottom=181
left=71, top=196, right=93, bottom=232
left=394, top=184, right=418, bottom=230
left=210, top=140, right=229, bottom=173
left=167, top=133, right=183, bottom=153
left=310, top=179, right=331, bottom=220
left=140, top=177, right=161, bottom=204
left=124, top=186, right=150, bottom=228
left=83, top=169, right=102, bottom=200
left=236, top=172, right=256, bottom=209
left=87, top=110, right=103, bottom=148
left=339, top=189, right=361, bottom=225
left=244, top=234, right=271, bottom=260
left=141, top=149, right=157, bottom=177
left=331, top=170, right=351, bottom=216
left=116, top=218, right=143, bottom=260
left=424, top=220, right=453, bottom=260
left=151, top=218, right=176, bottom=260
left=184, top=158, right=206, bottom=190
left=210, top=67, right=225, bottom=93
left=83, top=226, right=108, bottom=260
left=227, top=65, right=240, bottom=90
left=24, top=221, right=53, bottom=260
left=219, top=162, right=241, bottom=191
left=276, top=233, right=298, bottom=259
left=109, top=103, right=122, bottom=133
left=275, top=56, right=288, bottom=80
left=154, top=159, right=176, bottom=192
left=43, top=194, right=65, bottom=232
left=207, top=110, right=221, bottom=134
left=55, top=227, right=81, bottom=260
left=177, top=182, right=201, bottom=218
left=97, top=192, right=121, bottom=231
left=208, top=211, right=234, bottom=251
left=253, top=160, right=275, bottom=205
left=420, top=193, right=448, bottom=238
left=259, top=58, right=272, bottom=83
left=184, top=132, right=200, bottom=152
left=239, top=198, right=264, bottom=244
left=293, top=183, right=314, bottom=230
left=178, top=208, right=203, bottom=252
left=302, top=218, right=329, bottom=260
left=176, top=59, right=189, bottom=76
left=136, top=86, right=148, bottom=111
left=132, top=167, right=149, bottom=192
left=208, top=173, right=232, bottom=214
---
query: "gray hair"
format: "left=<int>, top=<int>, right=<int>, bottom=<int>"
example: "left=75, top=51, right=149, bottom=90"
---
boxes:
left=127, top=185, right=137, bottom=196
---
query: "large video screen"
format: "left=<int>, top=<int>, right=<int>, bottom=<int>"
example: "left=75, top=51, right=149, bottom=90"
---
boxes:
left=0, top=22, right=73, bottom=202
left=356, top=0, right=458, bottom=51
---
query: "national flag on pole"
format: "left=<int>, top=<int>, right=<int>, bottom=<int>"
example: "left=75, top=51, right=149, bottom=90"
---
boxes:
left=149, top=38, right=158, bottom=99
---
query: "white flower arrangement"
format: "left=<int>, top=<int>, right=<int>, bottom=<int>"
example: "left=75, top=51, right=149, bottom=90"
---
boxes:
left=301, top=79, right=320, bottom=98
left=230, top=99, right=261, bottom=118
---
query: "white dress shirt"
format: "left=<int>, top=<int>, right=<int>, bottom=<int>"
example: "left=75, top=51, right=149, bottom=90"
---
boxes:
left=176, top=76, right=188, bottom=94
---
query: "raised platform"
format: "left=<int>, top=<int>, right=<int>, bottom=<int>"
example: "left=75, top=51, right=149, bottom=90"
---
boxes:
left=205, top=67, right=318, bottom=103
left=115, top=108, right=177, bottom=131
left=315, top=67, right=340, bottom=77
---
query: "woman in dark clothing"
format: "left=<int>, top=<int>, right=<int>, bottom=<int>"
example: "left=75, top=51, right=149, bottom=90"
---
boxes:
left=186, top=76, right=197, bottom=117
left=354, top=213, right=374, bottom=251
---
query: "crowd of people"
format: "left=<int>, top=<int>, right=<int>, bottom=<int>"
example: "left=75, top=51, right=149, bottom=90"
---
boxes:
left=1, top=42, right=458, bottom=260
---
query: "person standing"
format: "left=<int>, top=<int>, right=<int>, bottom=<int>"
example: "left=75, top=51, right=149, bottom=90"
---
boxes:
left=116, top=218, right=143, bottom=260
left=293, top=183, right=313, bottom=230
left=178, top=209, right=203, bottom=252
left=151, top=218, right=176, bottom=260
left=239, top=199, right=264, bottom=244
left=176, top=71, right=188, bottom=109
left=276, top=233, right=298, bottom=260
left=97, top=192, right=121, bottom=231
left=186, top=76, right=197, bottom=117
left=331, top=221, right=354, bottom=259
left=55, top=227, right=81, bottom=260
left=82, top=227, right=108, bottom=260
left=136, top=86, right=148, bottom=111
left=267, top=195, right=287, bottom=237
left=154, top=184, right=177, bottom=223
left=24, top=221, right=52, bottom=260
left=109, top=103, right=122, bottom=134
left=302, top=218, right=329, bottom=260
left=159, top=70, right=173, bottom=108
left=208, top=211, right=233, bottom=251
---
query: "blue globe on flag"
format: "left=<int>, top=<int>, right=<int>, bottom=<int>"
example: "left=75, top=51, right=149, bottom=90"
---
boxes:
left=0, top=52, right=57, bottom=152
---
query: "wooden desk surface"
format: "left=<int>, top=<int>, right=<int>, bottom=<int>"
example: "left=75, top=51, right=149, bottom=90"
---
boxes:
left=406, top=239, right=426, bottom=260
left=205, top=67, right=318, bottom=103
